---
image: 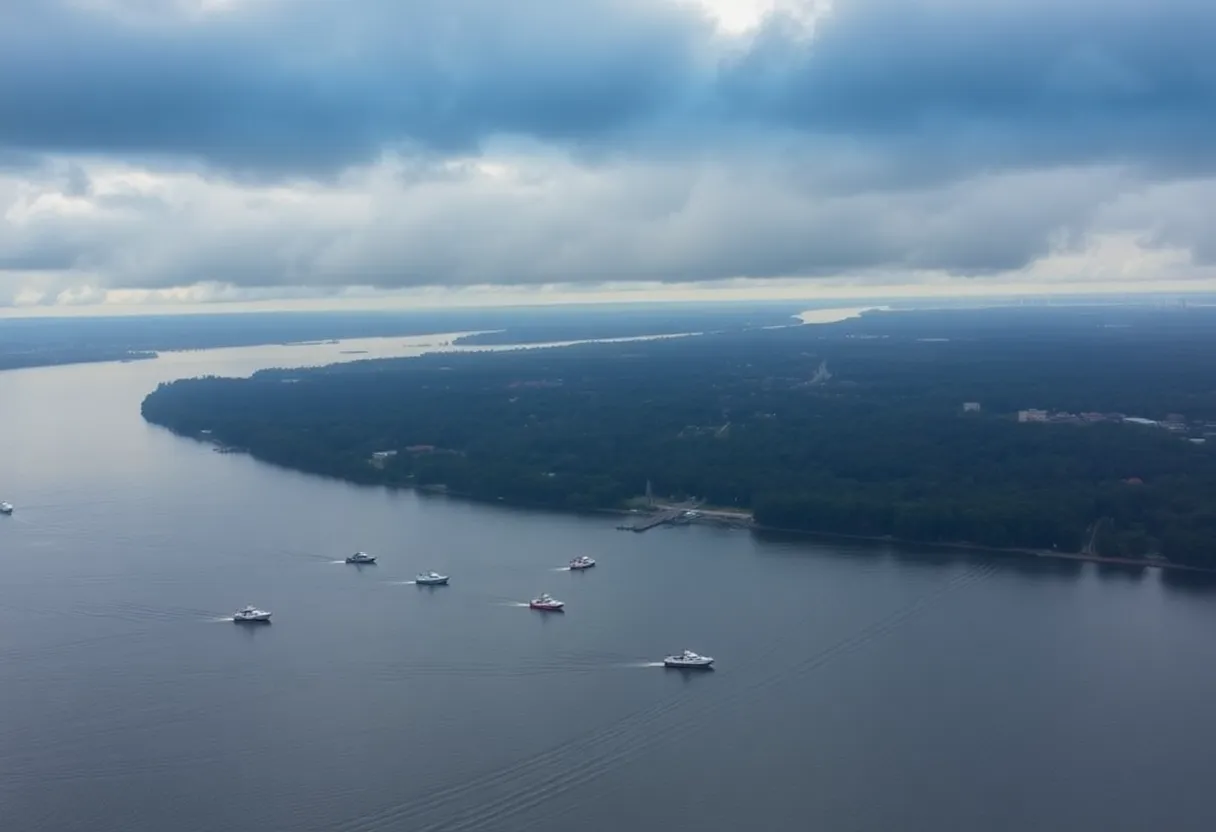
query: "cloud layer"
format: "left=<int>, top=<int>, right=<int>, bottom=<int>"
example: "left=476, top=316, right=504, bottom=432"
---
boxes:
left=1, top=0, right=1214, bottom=307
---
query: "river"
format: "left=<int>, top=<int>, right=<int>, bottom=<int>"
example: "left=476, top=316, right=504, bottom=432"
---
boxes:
left=2, top=336, right=1216, bottom=831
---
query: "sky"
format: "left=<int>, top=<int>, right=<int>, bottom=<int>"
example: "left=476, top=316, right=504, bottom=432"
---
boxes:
left=1, top=0, right=1214, bottom=314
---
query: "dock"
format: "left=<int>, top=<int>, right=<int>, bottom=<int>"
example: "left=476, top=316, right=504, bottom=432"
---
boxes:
left=617, top=509, right=684, bottom=532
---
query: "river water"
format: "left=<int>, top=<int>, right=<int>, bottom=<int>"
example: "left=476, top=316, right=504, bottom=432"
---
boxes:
left=2, top=336, right=1216, bottom=831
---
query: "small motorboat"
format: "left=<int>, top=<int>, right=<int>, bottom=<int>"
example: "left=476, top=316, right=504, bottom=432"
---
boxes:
left=0, top=502, right=12, bottom=515
left=663, top=650, right=714, bottom=669
left=233, top=605, right=272, bottom=623
left=345, top=551, right=376, bottom=564
left=568, top=556, right=596, bottom=570
left=415, top=571, right=449, bottom=586
left=529, top=593, right=565, bottom=612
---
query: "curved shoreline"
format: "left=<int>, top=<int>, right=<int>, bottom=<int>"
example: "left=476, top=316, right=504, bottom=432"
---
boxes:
left=750, top=524, right=1216, bottom=574
left=145, top=427, right=1216, bottom=576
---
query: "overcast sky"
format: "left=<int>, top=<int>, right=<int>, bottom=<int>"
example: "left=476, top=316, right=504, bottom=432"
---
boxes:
left=1, top=0, right=1214, bottom=313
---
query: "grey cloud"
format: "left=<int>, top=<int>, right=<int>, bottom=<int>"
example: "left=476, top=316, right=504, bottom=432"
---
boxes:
left=1, top=0, right=1213, bottom=184
left=1, top=0, right=1213, bottom=300
left=62, top=164, right=92, bottom=198
left=0, top=158, right=1126, bottom=292
left=0, top=148, right=45, bottom=172
left=1, top=157, right=1208, bottom=302
left=0, top=0, right=705, bottom=178
left=720, top=0, right=1216, bottom=180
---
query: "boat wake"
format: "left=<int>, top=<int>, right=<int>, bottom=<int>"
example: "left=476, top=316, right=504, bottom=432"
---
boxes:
left=621, top=661, right=666, bottom=669
left=332, top=561, right=999, bottom=832
left=70, top=600, right=220, bottom=624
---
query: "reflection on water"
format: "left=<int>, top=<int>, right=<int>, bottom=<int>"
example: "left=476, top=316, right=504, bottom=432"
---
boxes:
left=1161, top=569, right=1216, bottom=595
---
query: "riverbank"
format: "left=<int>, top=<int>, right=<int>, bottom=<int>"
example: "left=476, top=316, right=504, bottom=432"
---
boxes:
left=750, top=522, right=1216, bottom=574
left=167, top=433, right=1216, bottom=575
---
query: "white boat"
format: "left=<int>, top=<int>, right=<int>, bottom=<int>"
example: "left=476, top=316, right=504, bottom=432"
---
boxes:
left=568, top=556, right=596, bottom=570
left=0, top=502, right=12, bottom=515
left=415, top=571, right=449, bottom=586
left=345, top=551, right=376, bottom=564
left=232, top=605, right=272, bottom=623
left=529, top=593, right=565, bottom=612
left=663, top=650, right=714, bottom=669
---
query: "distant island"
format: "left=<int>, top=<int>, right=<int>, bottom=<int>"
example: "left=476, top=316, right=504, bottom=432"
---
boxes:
left=141, top=305, right=1216, bottom=570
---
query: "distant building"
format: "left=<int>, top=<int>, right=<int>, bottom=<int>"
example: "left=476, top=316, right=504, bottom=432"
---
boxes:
left=1018, top=409, right=1048, bottom=423
left=1162, top=414, right=1187, bottom=432
left=368, top=449, right=398, bottom=469
left=963, top=402, right=981, bottom=412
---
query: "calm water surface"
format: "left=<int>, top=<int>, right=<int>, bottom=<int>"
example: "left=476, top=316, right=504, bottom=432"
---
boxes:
left=2, top=337, right=1216, bottom=831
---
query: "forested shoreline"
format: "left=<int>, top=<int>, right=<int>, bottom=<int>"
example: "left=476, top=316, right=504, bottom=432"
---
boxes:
left=142, top=306, right=1216, bottom=568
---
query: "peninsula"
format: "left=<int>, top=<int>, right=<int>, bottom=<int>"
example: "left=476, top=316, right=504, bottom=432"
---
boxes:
left=141, top=305, right=1216, bottom=570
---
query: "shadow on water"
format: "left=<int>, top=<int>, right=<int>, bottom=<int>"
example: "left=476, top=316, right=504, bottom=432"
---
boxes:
left=751, top=529, right=1090, bottom=580
left=1095, top=561, right=1149, bottom=582
left=666, top=667, right=717, bottom=687
left=413, top=487, right=619, bottom=525
left=989, top=554, right=1084, bottom=580
left=1161, top=569, right=1216, bottom=595
left=235, top=622, right=272, bottom=640
left=752, top=528, right=889, bottom=554
left=890, top=545, right=967, bottom=569
left=752, top=530, right=895, bottom=567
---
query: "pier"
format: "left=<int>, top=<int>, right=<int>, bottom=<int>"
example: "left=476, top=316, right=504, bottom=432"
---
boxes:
left=617, top=509, right=684, bottom=532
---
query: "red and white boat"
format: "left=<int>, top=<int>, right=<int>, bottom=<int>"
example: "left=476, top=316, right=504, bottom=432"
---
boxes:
left=568, top=556, right=596, bottom=570
left=529, top=593, right=565, bottom=612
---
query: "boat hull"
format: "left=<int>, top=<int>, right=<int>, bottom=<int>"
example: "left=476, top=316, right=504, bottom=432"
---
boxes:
left=663, top=658, right=714, bottom=669
left=415, top=577, right=449, bottom=586
left=569, top=562, right=595, bottom=570
left=345, top=557, right=376, bottom=564
left=233, top=615, right=271, bottom=623
left=529, top=602, right=565, bottom=612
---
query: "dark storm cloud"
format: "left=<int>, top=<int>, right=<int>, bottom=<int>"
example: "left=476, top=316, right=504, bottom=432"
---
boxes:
left=1, top=0, right=1213, bottom=181
left=720, top=0, right=1216, bottom=178
left=0, top=0, right=705, bottom=176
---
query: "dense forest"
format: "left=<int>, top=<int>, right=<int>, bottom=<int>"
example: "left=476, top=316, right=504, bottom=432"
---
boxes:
left=141, top=305, right=1216, bottom=567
